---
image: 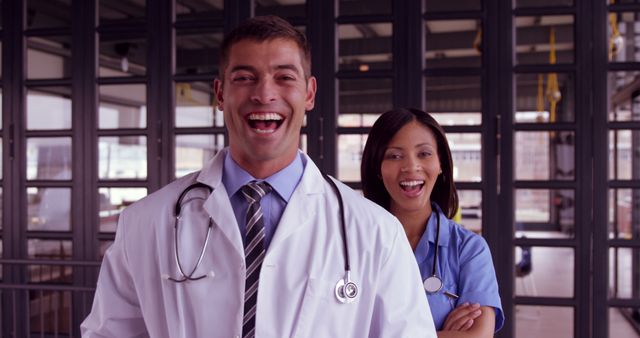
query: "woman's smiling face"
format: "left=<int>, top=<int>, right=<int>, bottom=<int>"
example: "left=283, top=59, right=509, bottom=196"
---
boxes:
left=380, top=120, right=441, bottom=216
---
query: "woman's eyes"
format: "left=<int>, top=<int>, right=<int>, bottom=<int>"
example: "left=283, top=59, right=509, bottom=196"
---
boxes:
left=384, top=153, right=402, bottom=160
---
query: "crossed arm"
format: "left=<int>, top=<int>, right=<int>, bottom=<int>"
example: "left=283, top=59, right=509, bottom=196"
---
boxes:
left=437, top=303, right=496, bottom=338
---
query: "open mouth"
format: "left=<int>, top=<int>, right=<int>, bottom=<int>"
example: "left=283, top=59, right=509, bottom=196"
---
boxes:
left=247, top=113, right=284, bottom=134
left=399, top=180, right=424, bottom=193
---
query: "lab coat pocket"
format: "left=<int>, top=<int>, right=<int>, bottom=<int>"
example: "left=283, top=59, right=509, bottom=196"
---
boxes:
left=291, top=278, right=331, bottom=338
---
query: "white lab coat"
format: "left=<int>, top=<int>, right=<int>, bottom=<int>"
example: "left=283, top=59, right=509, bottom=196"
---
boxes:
left=81, top=149, right=436, bottom=338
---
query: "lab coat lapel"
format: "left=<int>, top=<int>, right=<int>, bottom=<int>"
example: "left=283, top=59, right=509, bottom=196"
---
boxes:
left=268, top=154, right=322, bottom=251
left=197, top=149, right=245, bottom=259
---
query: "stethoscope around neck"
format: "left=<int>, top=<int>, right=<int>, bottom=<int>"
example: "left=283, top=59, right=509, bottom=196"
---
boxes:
left=164, top=175, right=359, bottom=304
left=423, top=206, right=459, bottom=300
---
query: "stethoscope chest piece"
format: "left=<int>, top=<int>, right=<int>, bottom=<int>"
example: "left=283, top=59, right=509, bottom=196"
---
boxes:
left=335, top=271, right=358, bottom=303
left=423, top=275, right=443, bottom=294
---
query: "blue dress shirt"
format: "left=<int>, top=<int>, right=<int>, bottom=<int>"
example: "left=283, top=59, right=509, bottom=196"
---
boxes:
left=415, top=203, right=504, bottom=331
left=222, top=152, right=304, bottom=250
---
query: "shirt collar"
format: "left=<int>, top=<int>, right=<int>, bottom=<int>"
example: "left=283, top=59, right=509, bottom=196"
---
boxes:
left=425, top=203, right=450, bottom=247
left=222, top=152, right=304, bottom=202
left=413, top=203, right=450, bottom=264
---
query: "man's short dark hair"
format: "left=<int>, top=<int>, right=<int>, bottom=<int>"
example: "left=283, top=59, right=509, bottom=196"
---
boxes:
left=219, top=15, right=312, bottom=79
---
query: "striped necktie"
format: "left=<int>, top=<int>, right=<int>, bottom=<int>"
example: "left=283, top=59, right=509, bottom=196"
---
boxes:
left=240, top=181, right=272, bottom=338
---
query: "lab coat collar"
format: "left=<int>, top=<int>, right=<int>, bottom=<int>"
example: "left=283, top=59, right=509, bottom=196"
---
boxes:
left=194, top=148, right=323, bottom=258
left=196, top=149, right=245, bottom=258
left=266, top=152, right=321, bottom=251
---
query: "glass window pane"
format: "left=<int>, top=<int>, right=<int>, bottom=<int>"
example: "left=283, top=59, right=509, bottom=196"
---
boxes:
left=338, top=114, right=381, bottom=127
left=0, top=188, right=3, bottom=231
left=516, top=0, right=573, bottom=8
left=27, top=36, right=72, bottom=79
left=609, top=130, right=640, bottom=180
left=99, top=187, right=147, bottom=232
left=27, top=240, right=72, bottom=283
left=608, top=71, right=640, bottom=122
left=339, top=78, right=392, bottom=127
left=515, top=131, right=575, bottom=181
left=609, top=307, right=640, bottom=337
left=426, top=76, right=482, bottom=113
left=448, top=133, right=481, bottom=182
left=608, top=12, right=640, bottom=63
left=337, top=134, right=367, bottom=182
left=256, top=0, right=306, bottom=18
left=99, top=0, right=146, bottom=22
left=99, top=84, right=146, bottom=129
left=515, top=15, right=574, bottom=65
left=175, top=134, right=224, bottom=178
left=175, top=82, right=223, bottom=127
left=98, top=136, right=147, bottom=179
left=609, top=189, right=640, bottom=240
left=339, top=0, right=391, bottom=15
left=432, top=112, right=482, bottom=126
left=176, top=0, right=223, bottom=20
left=514, top=247, right=574, bottom=297
left=339, top=23, right=392, bottom=71
left=27, top=187, right=71, bottom=231
left=26, top=0, right=72, bottom=29
left=27, top=137, right=72, bottom=180
left=99, top=36, right=147, bottom=77
left=457, top=189, right=482, bottom=234
left=515, top=73, right=574, bottom=123
left=425, top=19, right=482, bottom=69
left=515, top=305, right=573, bottom=338
left=425, top=0, right=481, bottom=12
left=27, top=87, right=72, bottom=130
left=515, top=189, right=575, bottom=238
left=608, top=247, right=640, bottom=299
left=176, top=31, right=222, bottom=75
left=28, top=290, right=72, bottom=335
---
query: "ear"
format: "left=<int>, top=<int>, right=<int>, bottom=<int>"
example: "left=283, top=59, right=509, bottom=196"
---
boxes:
left=305, top=76, right=317, bottom=111
left=213, top=78, right=224, bottom=110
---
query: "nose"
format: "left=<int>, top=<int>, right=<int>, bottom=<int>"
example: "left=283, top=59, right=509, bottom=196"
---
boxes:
left=251, top=79, right=277, bottom=104
left=400, top=155, right=422, bottom=172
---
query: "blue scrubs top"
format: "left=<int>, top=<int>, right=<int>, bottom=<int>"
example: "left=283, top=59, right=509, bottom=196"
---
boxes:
left=414, top=203, right=504, bottom=331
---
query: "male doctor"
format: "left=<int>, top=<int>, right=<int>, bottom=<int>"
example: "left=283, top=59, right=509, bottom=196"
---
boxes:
left=82, top=15, right=437, bottom=338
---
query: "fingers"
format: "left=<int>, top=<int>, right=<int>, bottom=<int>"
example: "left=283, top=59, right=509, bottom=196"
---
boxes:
left=442, top=303, right=482, bottom=331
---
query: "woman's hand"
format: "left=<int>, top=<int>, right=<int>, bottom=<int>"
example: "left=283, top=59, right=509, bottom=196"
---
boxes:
left=441, top=303, right=482, bottom=331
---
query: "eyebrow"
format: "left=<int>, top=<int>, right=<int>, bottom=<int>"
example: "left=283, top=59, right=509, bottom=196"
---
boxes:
left=228, top=64, right=302, bottom=75
left=386, top=142, right=435, bottom=150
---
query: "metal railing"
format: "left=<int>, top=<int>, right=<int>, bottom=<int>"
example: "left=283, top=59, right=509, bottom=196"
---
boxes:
left=0, top=259, right=100, bottom=338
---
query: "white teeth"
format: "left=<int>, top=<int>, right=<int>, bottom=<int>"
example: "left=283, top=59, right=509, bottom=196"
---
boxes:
left=400, top=180, right=424, bottom=187
left=254, top=129, right=275, bottom=134
left=248, top=113, right=283, bottom=121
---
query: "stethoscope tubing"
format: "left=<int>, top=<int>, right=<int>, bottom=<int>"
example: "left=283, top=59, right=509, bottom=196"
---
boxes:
left=167, top=175, right=356, bottom=303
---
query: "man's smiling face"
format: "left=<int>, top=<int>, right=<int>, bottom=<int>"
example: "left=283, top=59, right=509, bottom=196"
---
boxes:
left=214, top=38, right=316, bottom=178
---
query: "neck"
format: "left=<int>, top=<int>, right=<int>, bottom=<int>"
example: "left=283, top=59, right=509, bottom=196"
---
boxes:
left=229, top=150, right=297, bottom=179
left=392, top=203, right=433, bottom=251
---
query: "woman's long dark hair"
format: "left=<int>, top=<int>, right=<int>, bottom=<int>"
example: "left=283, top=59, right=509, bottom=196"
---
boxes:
left=360, top=108, right=459, bottom=218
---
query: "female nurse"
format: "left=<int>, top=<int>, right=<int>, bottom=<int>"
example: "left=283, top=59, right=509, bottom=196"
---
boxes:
left=361, top=108, right=504, bottom=337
